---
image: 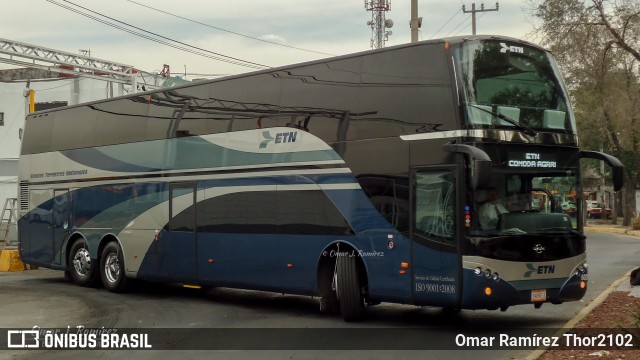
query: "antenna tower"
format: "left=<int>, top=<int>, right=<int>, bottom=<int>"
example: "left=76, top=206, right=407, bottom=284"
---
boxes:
left=364, top=0, right=393, bottom=49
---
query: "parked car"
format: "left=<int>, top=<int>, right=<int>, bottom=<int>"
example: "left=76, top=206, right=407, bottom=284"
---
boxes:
left=561, top=201, right=577, bottom=217
left=586, top=201, right=603, bottom=219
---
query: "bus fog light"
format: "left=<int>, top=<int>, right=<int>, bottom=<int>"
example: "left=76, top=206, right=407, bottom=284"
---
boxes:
left=474, top=267, right=482, bottom=276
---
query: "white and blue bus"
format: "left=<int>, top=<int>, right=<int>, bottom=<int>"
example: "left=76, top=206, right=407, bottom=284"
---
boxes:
left=17, top=36, right=623, bottom=321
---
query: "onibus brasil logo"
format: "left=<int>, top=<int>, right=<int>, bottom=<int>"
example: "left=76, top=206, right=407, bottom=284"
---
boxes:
left=260, top=131, right=298, bottom=149
left=7, top=327, right=152, bottom=349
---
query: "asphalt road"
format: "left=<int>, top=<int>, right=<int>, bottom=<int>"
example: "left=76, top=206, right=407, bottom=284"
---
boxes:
left=1, top=230, right=639, bottom=360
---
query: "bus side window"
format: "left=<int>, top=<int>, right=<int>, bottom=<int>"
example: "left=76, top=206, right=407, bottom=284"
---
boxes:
left=359, top=176, right=409, bottom=234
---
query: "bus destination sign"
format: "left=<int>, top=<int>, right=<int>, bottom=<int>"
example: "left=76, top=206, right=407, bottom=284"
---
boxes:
left=507, top=152, right=557, bottom=168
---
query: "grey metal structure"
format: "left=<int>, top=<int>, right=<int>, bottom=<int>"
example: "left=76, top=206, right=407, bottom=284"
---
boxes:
left=364, top=0, right=393, bottom=49
left=0, top=37, right=164, bottom=90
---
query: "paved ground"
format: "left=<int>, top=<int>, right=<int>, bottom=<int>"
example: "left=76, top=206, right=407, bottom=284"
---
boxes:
left=585, top=219, right=640, bottom=298
left=521, top=220, right=640, bottom=359
left=1, top=220, right=637, bottom=360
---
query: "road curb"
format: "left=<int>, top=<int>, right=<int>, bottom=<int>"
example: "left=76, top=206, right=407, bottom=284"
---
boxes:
left=585, top=227, right=640, bottom=237
left=525, top=269, right=633, bottom=359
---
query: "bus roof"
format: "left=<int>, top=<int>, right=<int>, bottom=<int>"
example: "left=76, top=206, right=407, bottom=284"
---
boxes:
left=25, top=35, right=546, bottom=118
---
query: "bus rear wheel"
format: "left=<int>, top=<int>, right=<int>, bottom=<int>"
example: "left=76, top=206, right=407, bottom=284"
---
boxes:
left=69, top=239, right=100, bottom=287
left=100, top=241, right=130, bottom=293
left=335, top=254, right=364, bottom=321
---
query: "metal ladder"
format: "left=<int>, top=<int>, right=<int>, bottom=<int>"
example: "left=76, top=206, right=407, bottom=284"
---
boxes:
left=0, top=198, right=18, bottom=251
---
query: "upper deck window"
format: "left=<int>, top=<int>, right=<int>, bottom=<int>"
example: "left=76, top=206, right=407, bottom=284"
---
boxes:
left=454, top=40, right=576, bottom=134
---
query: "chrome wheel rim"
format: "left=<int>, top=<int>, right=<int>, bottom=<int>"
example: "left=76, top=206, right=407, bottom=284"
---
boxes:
left=104, top=252, right=120, bottom=283
left=73, top=248, right=91, bottom=277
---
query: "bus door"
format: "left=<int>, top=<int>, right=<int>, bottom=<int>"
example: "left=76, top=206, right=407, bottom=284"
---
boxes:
left=411, top=167, right=460, bottom=307
left=168, top=183, right=197, bottom=283
left=52, top=189, right=70, bottom=265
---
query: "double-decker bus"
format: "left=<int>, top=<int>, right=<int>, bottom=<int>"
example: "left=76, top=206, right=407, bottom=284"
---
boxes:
left=17, top=36, right=623, bottom=321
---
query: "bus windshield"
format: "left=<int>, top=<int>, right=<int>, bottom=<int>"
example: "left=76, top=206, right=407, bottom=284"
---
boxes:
left=454, top=40, right=576, bottom=134
left=472, top=170, right=580, bottom=236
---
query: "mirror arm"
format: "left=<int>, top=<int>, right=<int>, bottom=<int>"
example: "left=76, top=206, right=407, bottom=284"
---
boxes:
left=580, top=150, right=624, bottom=192
left=443, top=143, right=492, bottom=189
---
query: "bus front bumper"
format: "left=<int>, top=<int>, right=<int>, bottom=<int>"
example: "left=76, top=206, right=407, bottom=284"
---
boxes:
left=460, top=269, right=587, bottom=310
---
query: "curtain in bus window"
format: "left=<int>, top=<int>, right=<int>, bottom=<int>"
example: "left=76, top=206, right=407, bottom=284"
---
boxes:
left=169, top=186, right=195, bottom=232
left=196, top=191, right=277, bottom=234
left=276, top=190, right=352, bottom=235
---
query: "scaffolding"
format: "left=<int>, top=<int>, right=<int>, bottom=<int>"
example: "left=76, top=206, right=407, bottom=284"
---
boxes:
left=0, top=37, right=166, bottom=91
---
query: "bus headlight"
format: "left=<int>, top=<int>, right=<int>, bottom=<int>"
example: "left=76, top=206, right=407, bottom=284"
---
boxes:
left=474, top=267, right=482, bottom=276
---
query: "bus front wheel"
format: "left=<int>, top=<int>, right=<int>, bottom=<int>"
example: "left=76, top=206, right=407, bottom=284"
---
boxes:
left=335, top=254, right=364, bottom=321
left=69, top=239, right=100, bottom=287
left=100, top=241, right=130, bottom=293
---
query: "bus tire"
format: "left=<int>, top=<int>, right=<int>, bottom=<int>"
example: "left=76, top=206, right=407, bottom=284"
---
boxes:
left=336, top=254, right=364, bottom=321
left=100, top=241, right=130, bottom=293
left=69, top=239, right=100, bottom=287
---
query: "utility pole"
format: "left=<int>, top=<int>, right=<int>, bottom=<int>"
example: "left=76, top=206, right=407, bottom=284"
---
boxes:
left=462, top=2, right=499, bottom=35
left=410, top=0, right=422, bottom=43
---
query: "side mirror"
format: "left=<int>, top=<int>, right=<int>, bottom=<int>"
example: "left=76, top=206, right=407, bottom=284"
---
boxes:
left=443, top=143, right=492, bottom=189
left=580, top=151, right=624, bottom=192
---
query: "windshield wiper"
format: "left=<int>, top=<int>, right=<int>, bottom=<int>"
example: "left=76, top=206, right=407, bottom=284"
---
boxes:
left=531, top=228, right=584, bottom=237
left=468, top=104, right=538, bottom=136
left=503, top=228, right=527, bottom=235
left=533, top=227, right=571, bottom=232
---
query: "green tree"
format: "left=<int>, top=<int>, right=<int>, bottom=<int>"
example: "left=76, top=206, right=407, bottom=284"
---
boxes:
left=528, top=0, right=640, bottom=225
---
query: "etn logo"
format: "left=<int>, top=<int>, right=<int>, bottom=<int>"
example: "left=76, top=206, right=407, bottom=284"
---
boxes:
left=500, top=42, right=524, bottom=54
left=524, top=264, right=556, bottom=278
left=260, top=131, right=298, bottom=149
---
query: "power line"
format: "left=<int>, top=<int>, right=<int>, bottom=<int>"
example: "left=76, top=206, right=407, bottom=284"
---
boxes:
left=0, top=77, right=74, bottom=84
left=445, top=14, right=471, bottom=36
left=430, top=8, right=462, bottom=39
left=453, top=11, right=487, bottom=36
left=181, top=73, right=233, bottom=77
left=126, top=0, right=335, bottom=57
left=58, top=0, right=268, bottom=69
left=38, top=78, right=79, bottom=91
left=46, top=0, right=269, bottom=70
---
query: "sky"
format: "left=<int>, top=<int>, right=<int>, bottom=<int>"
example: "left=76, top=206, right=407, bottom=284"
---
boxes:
left=1, top=0, right=539, bottom=80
